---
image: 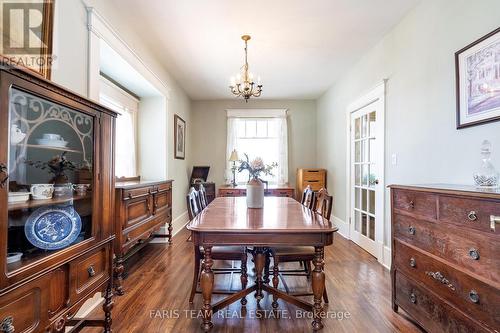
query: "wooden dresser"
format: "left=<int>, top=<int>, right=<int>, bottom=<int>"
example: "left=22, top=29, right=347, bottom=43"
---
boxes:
left=296, top=168, right=326, bottom=200
left=390, top=184, right=500, bottom=332
left=114, top=180, right=173, bottom=295
left=218, top=184, right=295, bottom=198
left=0, top=62, right=116, bottom=332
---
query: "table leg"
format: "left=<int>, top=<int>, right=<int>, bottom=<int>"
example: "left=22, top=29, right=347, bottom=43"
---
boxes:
left=240, top=251, right=248, bottom=306
left=201, top=246, right=214, bottom=331
left=254, top=248, right=265, bottom=303
left=312, top=246, right=325, bottom=331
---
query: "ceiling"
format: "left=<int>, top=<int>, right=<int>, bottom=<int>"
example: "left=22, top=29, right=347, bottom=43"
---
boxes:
left=103, top=0, right=419, bottom=100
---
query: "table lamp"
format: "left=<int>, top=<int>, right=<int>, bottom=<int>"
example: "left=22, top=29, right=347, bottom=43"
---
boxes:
left=229, top=149, right=239, bottom=187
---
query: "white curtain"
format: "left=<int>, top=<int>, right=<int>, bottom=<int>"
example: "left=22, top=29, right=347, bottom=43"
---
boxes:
left=226, top=117, right=239, bottom=183
left=275, top=116, right=288, bottom=184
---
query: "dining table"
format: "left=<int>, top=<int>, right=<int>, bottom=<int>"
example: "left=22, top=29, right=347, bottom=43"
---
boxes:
left=186, top=196, right=338, bottom=331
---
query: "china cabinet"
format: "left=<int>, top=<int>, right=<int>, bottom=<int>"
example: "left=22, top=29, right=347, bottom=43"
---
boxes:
left=0, top=60, right=116, bottom=332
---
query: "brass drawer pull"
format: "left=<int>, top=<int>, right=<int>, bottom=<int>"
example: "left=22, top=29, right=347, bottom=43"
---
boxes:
left=467, top=211, right=477, bottom=221
left=490, top=215, right=500, bottom=232
left=408, top=226, right=416, bottom=235
left=425, top=271, right=455, bottom=291
left=409, top=293, right=417, bottom=304
left=468, top=248, right=480, bottom=260
left=408, top=200, right=415, bottom=209
left=469, top=290, right=479, bottom=304
left=87, top=265, right=96, bottom=277
left=0, top=163, right=8, bottom=188
left=409, top=257, right=416, bottom=268
left=0, top=316, right=14, bottom=333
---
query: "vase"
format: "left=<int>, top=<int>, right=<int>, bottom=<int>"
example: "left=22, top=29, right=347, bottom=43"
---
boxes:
left=246, top=178, right=264, bottom=208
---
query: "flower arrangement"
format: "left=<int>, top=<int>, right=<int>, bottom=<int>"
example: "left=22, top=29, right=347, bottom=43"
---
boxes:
left=238, top=154, right=277, bottom=181
left=25, top=152, right=88, bottom=184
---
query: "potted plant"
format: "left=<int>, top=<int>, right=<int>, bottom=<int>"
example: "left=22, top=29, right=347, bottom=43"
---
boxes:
left=238, top=154, right=277, bottom=208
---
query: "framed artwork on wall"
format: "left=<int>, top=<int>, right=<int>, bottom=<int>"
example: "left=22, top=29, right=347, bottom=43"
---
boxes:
left=174, top=114, right=186, bottom=160
left=456, top=27, right=500, bottom=129
left=0, top=0, right=55, bottom=79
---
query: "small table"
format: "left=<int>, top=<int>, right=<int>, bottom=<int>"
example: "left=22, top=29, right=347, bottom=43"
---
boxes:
left=187, top=197, right=338, bottom=331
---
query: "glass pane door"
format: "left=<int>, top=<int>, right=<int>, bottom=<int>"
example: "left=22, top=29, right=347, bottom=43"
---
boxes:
left=7, top=87, right=94, bottom=272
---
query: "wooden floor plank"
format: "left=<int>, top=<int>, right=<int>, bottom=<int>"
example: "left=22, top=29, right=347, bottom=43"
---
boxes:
left=86, top=228, right=423, bottom=332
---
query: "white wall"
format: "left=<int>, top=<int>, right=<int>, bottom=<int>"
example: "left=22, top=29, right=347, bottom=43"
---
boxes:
left=51, top=0, right=192, bottom=230
left=316, top=0, right=500, bottom=248
left=191, top=99, right=317, bottom=188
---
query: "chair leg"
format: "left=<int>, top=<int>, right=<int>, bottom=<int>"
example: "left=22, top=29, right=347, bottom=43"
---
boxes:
left=240, top=251, right=248, bottom=305
left=264, top=250, right=271, bottom=284
left=272, top=256, right=280, bottom=309
left=306, top=261, right=312, bottom=280
left=189, top=247, right=201, bottom=303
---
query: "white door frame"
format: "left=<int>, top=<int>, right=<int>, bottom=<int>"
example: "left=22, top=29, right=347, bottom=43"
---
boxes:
left=345, top=81, right=386, bottom=265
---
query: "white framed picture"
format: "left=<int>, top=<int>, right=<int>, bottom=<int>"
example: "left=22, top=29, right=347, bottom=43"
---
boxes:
left=456, top=27, right=500, bottom=129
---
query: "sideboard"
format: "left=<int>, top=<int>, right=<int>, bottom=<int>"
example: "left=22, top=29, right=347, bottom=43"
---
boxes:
left=114, top=180, right=173, bottom=295
left=218, top=184, right=295, bottom=198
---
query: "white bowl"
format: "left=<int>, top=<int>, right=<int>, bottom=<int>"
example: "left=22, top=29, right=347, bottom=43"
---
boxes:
left=7, top=252, right=22, bottom=264
left=36, top=138, right=69, bottom=148
left=8, top=192, right=31, bottom=203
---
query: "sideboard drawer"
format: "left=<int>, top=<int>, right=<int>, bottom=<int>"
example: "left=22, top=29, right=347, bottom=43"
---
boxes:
left=69, top=246, right=109, bottom=303
left=393, top=214, right=499, bottom=283
left=394, top=271, right=487, bottom=333
left=394, top=241, right=499, bottom=328
left=266, top=189, right=294, bottom=197
left=156, top=182, right=172, bottom=193
left=393, top=189, right=437, bottom=219
left=122, top=186, right=153, bottom=200
left=219, top=189, right=244, bottom=197
left=438, top=195, right=500, bottom=234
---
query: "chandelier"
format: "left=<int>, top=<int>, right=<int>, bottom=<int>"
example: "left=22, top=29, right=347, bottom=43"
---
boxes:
left=229, top=35, right=263, bottom=102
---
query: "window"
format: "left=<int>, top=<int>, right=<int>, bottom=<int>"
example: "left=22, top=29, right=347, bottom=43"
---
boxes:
left=227, top=109, right=288, bottom=185
left=99, top=77, right=139, bottom=178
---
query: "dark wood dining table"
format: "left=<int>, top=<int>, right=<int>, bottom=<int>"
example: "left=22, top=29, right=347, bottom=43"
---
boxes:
left=187, top=196, right=338, bottom=331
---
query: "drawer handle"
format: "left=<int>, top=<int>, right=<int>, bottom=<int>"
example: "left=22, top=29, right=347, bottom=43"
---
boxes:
left=1, top=316, right=14, bottom=333
left=408, top=226, right=416, bottom=235
left=126, top=236, right=131, bottom=242
left=87, top=265, right=96, bottom=277
left=409, top=257, right=416, bottom=268
left=469, top=290, right=479, bottom=304
left=490, top=215, right=500, bottom=232
left=425, top=271, right=455, bottom=291
left=408, top=200, right=415, bottom=209
left=467, top=211, right=477, bottom=221
left=468, top=248, right=480, bottom=260
left=409, top=293, right=417, bottom=304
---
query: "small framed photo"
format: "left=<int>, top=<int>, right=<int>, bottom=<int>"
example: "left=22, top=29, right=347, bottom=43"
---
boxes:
left=456, top=27, right=500, bottom=129
left=174, top=114, right=186, bottom=160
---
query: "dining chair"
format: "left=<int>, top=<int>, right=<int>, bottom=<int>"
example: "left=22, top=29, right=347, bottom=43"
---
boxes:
left=269, top=187, right=333, bottom=303
left=187, top=188, right=248, bottom=304
left=198, top=184, right=208, bottom=209
left=301, top=185, right=315, bottom=209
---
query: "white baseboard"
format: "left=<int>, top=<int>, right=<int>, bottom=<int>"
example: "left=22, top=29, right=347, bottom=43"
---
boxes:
left=332, top=215, right=350, bottom=239
left=150, top=211, right=189, bottom=243
left=382, top=245, right=392, bottom=269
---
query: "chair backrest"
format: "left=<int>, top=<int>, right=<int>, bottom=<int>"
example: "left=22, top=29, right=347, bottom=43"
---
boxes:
left=313, top=188, right=333, bottom=220
left=198, top=184, right=208, bottom=209
left=301, top=185, right=315, bottom=209
left=186, top=187, right=201, bottom=220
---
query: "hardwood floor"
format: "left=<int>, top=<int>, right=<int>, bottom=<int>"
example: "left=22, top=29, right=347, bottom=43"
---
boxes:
left=87, top=228, right=423, bottom=332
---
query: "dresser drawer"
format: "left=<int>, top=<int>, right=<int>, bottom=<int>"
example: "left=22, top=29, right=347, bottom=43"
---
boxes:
left=266, top=189, right=294, bottom=197
left=301, top=169, right=326, bottom=181
left=439, top=195, right=500, bottom=234
left=394, top=271, right=487, bottom=333
left=393, top=189, right=437, bottom=219
left=395, top=241, right=500, bottom=329
left=303, top=180, right=324, bottom=191
left=122, top=186, right=153, bottom=200
left=219, top=189, right=244, bottom=197
left=0, top=274, right=50, bottom=333
left=69, top=246, right=109, bottom=304
left=393, top=214, right=499, bottom=283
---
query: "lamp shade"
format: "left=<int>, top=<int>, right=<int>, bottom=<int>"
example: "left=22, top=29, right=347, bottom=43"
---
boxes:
left=229, top=149, right=239, bottom=162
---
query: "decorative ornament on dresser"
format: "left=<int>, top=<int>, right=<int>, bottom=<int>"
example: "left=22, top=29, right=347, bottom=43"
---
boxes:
left=473, top=140, right=499, bottom=187
left=238, top=154, right=277, bottom=208
left=455, top=27, right=500, bottom=129
left=229, top=35, right=263, bottom=102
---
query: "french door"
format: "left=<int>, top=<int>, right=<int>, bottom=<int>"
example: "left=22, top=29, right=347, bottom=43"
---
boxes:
left=349, top=94, right=384, bottom=258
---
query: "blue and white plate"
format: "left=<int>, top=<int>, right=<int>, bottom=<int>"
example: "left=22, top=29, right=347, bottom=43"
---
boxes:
left=25, top=205, right=82, bottom=250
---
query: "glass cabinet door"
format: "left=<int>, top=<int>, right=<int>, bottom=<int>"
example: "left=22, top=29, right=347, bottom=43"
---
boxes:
left=7, top=87, right=95, bottom=272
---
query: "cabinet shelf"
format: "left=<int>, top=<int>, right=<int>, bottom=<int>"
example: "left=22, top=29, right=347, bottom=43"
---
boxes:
left=8, top=192, right=92, bottom=211
left=12, top=143, right=83, bottom=154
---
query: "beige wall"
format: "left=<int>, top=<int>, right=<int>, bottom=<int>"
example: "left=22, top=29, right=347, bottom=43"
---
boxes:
left=191, top=100, right=317, bottom=189
left=51, top=0, right=192, bottom=230
left=316, top=0, right=500, bottom=247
